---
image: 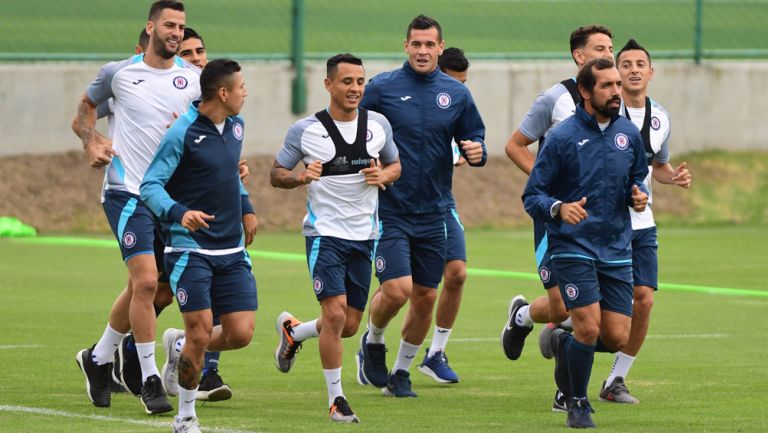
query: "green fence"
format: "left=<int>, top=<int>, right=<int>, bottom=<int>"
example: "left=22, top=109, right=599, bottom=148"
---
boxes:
left=1, top=0, right=766, bottom=62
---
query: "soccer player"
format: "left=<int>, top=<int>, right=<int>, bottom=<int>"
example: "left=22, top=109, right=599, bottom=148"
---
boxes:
left=523, top=58, right=649, bottom=428
left=270, top=54, right=401, bottom=422
left=71, top=0, right=198, bottom=414
left=418, top=46, right=471, bottom=384
left=500, top=24, right=613, bottom=412
left=179, top=27, right=206, bottom=68
left=357, top=15, right=487, bottom=398
left=140, top=58, right=257, bottom=433
left=598, top=39, right=692, bottom=404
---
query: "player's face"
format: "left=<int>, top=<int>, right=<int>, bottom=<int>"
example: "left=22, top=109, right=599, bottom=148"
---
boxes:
left=617, top=49, right=653, bottom=95
left=179, top=38, right=207, bottom=68
left=223, top=71, right=247, bottom=116
left=574, top=33, right=613, bottom=67
left=147, top=8, right=185, bottom=60
left=404, top=27, right=444, bottom=74
left=325, top=63, right=365, bottom=113
left=584, top=67, right=622, bottom=120
left=444, top=68, right=467, bottom=84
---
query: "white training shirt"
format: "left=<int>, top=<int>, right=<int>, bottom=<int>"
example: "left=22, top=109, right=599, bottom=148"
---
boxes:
left=517, top=79, right=577, bottom=143
left=86, top=54, right=201, bottom=198
left=276, top=110, right=399, bottom=241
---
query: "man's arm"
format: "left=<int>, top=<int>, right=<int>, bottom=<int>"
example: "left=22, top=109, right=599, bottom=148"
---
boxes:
left=652, top=161, right=691, bottom=188
left=522, top=140, right=562, bottom=222
left=270, top=160, right=323, bottom=188
left=455, top=91, right=487, bottom=167
left=72, top=93, right=116, bottom=168
left=626, top=132, right=650, bottom=210
left=140, top=125, right=188, bottom=223
left=504, top=129, right=537, bottom=175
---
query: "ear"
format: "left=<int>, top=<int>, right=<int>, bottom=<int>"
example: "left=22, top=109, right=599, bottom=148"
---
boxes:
left=403, top=38, right=409, bottom=52
left=146, top=21, right=153, bottom=37
left=577, top=84, right=590, bottom=101
left=217, top=86, right=228, bottom=103
left=572, top=49, right=583, bottom=66
left=648, top=65, right=655, bottom=82
left=324, top=77, right=332, bottom=91
left=438, top=39, right=445, bottom=56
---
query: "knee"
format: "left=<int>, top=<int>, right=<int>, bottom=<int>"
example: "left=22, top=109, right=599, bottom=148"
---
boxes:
left=633, top=289, right=654, bottom=317
left=382, top=284, right=411, bottom=307
left=324, top=306, right=347, bottom=332
left=341, top=313, right=362, bottom=338
left=443, top=263, right=467, bottom=290
left=412, top=289, right=437, bottom=313
left=548, top=298, right=569, bottom=323
left=185, top=327, right=212, bottom=352
left=131, top=274, right=158, bottom=296
left=154, top=284, right=174, bottom=308
left=227, top=325, right=254, bottom=349
left=601, top=330, right=628, bottom=352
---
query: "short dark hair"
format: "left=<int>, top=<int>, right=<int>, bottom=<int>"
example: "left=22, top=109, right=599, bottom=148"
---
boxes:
left=148, top=0, right=184, bottom=22
left=616, top=38, right=651, bottom=64
left=200, top=59, right=241, bottom=102
left=138, top=29, right=150, bottom=51
left=407, top=14, right=442, bottom=41
left=438, top=47, right=469, bottom=73
left=183, top=27, right=205, bottom=46
left=577, top=58, right=616, bottom=94
left=570, top=24, right=612, bottom=53
left=326, top=53, right=363, bottom=78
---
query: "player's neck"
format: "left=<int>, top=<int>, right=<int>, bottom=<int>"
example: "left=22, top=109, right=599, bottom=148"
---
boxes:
left=623, top=91, right=647, bottom=109
left=143, top=50, right=175, bottom=70
left=198, top=101, right=228, bottom=124
left=328, top=105, right=357, bottom=122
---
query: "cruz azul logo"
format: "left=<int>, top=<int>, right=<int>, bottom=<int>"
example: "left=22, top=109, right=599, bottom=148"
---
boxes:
left=176, top=288, right=188, bottom=306
left=651, top=116, right=661, bottom=130
left=122, top=231, right=136, bottom=249
left=233, top=123, right=244, bottom=140
left=436, top=92, right=451, bottom=109
left=614, top=133, right=629, bottom=150
left=538, top=266, right=551, bottom=283
left=172, top=76, right=188, bottom=89
left=375, top=256, right=386, bottom=272
left=565, top=284, right=579, bottom=300
left=313, top=277, right=323, bottom=294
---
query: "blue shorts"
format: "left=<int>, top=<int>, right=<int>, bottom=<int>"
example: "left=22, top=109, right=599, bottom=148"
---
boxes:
left=165, top=250, right=258, bottom=315
left=534, top=220, right=558, bottom=290
left=103, top=190, right=167, bottom=281
left=375, top=213, right=447, bottom=289
left=552, top=258, right=633, bottom=317
left=306, top=236, right=374, bottom=312
left=632, top=227, right=659, bottom=290
left=445, top=208, right=466, bottom=262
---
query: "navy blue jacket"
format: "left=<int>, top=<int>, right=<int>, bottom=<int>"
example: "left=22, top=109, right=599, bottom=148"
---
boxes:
left=523, top=104, right=649, bottom=262
left=141, top=101, right=254, bottom=250
left=361, top=61, right=486, bottom=215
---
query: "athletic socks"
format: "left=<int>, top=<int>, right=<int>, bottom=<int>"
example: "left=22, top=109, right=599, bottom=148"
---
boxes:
left=323, top=367, right=343, bottom=407
left=135, top=341, right=161, bottom=383
left=178, top=386, right=198, bottom=418
left=428, top=326, right=452, bottom=357
left=291, top=319, right=319, bottom=341
left=92, top=324, right=127, bottom=365
left=566, top=338, right=596, bottom=399
left=202, top=351, right=220, bottom=376
left=515, top=305, right=534, bottom=327
left=367, top=321, right=386, bottom=344
left=606, top=351, right=636, bottom=386
left=392, top=339, right=421, bottom=373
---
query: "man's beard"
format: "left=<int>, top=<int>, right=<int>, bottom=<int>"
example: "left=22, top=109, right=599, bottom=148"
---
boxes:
left=593, top=96, right=621, bottom=118
left=152, top=30, right=177, bottom=60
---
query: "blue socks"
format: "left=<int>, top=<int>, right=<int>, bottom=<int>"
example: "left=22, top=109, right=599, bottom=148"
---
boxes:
left=566, top=338, right=596, bottom=399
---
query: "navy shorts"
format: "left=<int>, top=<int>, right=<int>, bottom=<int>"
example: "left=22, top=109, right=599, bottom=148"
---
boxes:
left=374, top=213, right=447, bottom=289
left=165, top=250, right=258, bottom=315
left=306, top=236, right=374, bottom=312
left=552, top=257, right=634, bottom=317
left=445, top=208, right=466, bottom=262
left=534, top=220, right=558, bottom=290
left=103, top=190, right=167, bottom=281
left=632, top=226, right=659, bottom=290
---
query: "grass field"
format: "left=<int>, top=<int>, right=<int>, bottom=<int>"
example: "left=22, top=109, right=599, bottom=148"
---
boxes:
left=1, top=0, right=767, bottom=59
left=1, top=226, right=766, bottom=432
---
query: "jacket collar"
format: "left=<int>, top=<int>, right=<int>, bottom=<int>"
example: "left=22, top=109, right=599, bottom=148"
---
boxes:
left=402, top=60, right=441, bottom=82
left=575, top=103, right=620, bottom=133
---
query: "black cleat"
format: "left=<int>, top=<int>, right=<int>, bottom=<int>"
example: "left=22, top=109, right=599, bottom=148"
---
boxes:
left=567, top=397, right=596, bottom=428
left=196, top=369, right=233, bottom=402
left=552, top=389, right=568, bottom=413
left=118, top=334, right=143, bottom=396
left=75, top=346, right=112, bottom=407
left=501, top=295, right=533, bottom=360
left=140, top=374, right=173, bottom=414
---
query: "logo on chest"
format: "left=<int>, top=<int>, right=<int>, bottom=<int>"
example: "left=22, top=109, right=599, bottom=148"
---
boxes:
left=650, top=116, right=661, bottom=130
left=436, top=92, right=452, bottom=109
left=614, top=133, right=629, bottom=150
left=366, top=129, right=373, bottom=142
left=172, top=76, right=188, bottom=89
left=232, top=123, right=244, bottom=140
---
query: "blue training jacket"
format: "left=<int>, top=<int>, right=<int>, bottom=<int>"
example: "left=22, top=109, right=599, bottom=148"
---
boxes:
left=361, top=61, right=487, bottom=215
left=140, top=101, right=254, bottom=250
left=522, top=104, right=649, bottom=262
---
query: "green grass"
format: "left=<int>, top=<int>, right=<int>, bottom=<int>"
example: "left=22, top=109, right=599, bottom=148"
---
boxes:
left=1, top=0, right=767, bottom=59
left=0, top=227, right=767, bottom=432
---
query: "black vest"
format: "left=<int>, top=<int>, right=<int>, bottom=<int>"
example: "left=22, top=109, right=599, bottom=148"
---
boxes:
left=315, top=109, right=374, bottom=176
left=623, top=97, right=654, bottom=165
left=539, top=78, right=582, bottom=149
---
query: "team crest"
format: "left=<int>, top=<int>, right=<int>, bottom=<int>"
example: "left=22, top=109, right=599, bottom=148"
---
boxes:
left=122, top=231, right=136, bottom=249
left=538, top=266, right=551, bottom=283
left=651, top=116, right=661, bottom=130
left=375, top=256, right=386, bottom=272
left=565, top=284, right=579, bottom=300
left=614, top=133, right=629, bottom=150
left=233, top=123, right=244, bottom=140
left=366, top=129, right=373, bottom=142
left=173, top=76, right=188, bottom=89
left=313, top=277, right=323, bottom=294
left=176, top=288, right=188, bottom=306
left=436, top=92, right=451, bottom=109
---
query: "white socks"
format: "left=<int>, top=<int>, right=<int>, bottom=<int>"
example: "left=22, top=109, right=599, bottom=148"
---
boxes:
left=323, top=367, right=343, bottom=407
left=135, top=341, right=160, bottom=383
left=92, top=324, right=127, bottom=365
left=367, top=322, right=386, bottom=344
left=515, top=305, right=534, bottom=327
left=291, top=319, right=319, bottom=341
left=428, top=326, right=452, bottom=357
left=606, top=351, right=636, bottom=386
left=392, top=339, right=421, bottom=373
left=178, top=386, right=198, bottom=418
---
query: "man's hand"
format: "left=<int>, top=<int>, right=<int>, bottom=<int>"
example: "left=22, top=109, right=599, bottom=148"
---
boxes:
left=238, top=159, right=249, bottom=181
left=560, top=197, right=588, bottom=225
left=360, top=159, right=387, bottom=190
left=300, top=160, right=323, bottom=185
left=242, top=213, right=258, bottom=246
left=85, top=135, right=117, bottom=168
left=631, top=185, right=649, bottom=212
left=181, top=210, right=215, bottom=232
left=459, top=140, right=483, bottom=165
left=672, top=162, right=691, bottom=189
left=165, top=111, right=179, bottom=129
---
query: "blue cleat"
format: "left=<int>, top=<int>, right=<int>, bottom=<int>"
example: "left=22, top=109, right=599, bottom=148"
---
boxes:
left=357, top=331, right=388, bottom=388
left=567, top=397, right=596, bottom=428
left=382, top=369, right=417, bottom=398
left=418, top=349, right=459, bottom=384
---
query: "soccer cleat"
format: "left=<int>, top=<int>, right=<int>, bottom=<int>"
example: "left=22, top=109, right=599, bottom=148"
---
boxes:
left=552, top=389, right=568, bottom=413
left=551, top=327, right=572, bottom=400
left=118, top=333, right=143, bottom=396
left=539, top=322, right=557, bottom=360
left=274, top=311, right=303, bottom=373
left=355, top=350, right=370, bottom=385
left=196, top=369, right=233, bottom=402
left=357, top=331, right=389, bottom=388
left=173, top=415, right=202, bottom=433
left=109, top=347, right=127, bottom=393
left=501, top=295, right=533, bottom=360
left=418, top=349, right=459, bottom=384
left=567, top=397, right=596, bottom=428
left=382, top=369, right=417, bottom=398
left=329, top=396, right=360, bottom=423
left=140, top=374, right=173, bottom=414
left=599, top=377, right=639, bottom=404
left=75, top=346, right=112, bottom=407
left=161, top=328, right=185, bottom=396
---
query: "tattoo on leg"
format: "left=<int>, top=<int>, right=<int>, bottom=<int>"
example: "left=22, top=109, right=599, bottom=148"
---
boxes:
left=178, top=354, right=200, bottom=389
